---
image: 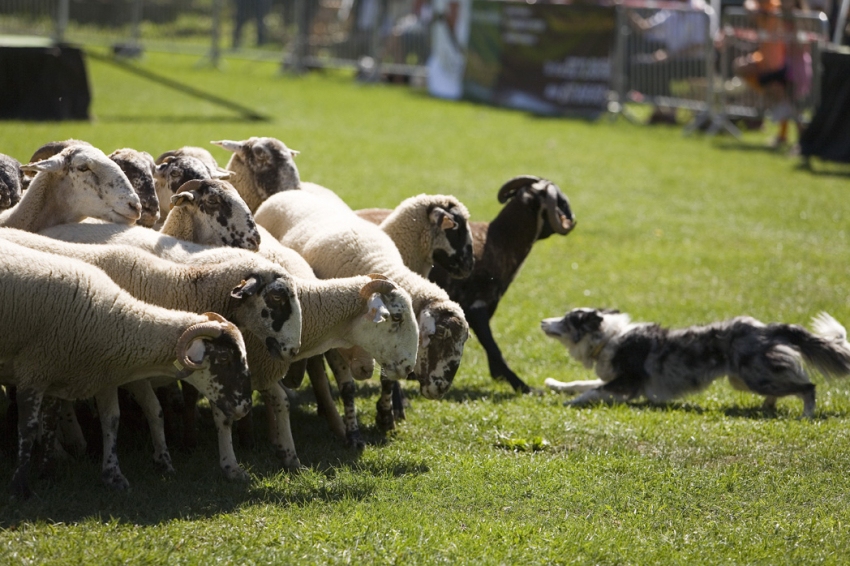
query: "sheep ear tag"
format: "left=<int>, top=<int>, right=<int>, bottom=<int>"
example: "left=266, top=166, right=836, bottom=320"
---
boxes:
left=365, top=293, right=390, bottom=323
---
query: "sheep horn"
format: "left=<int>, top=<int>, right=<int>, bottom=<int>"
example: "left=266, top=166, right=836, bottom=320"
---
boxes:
left=176, top=317, right=225, bottom=370
left=497, top=175, right=543, bottom=204
left=360, top=277, right=397, bottom=299
left=211, top=140, right=244, bottom=153
left=543, top=183, right=575, bottom=235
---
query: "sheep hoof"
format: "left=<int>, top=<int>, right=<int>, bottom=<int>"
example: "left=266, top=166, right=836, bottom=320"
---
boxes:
left=275, top=450, right=303, bottom=472
left=346, top=430, right=366, bottom=451
left=375, top=408, right=395, bottom=432
left=223, top=465, right=250, bottom=482
left=102, top=469, right=130, bottom=490
left=9, top=477, right=33, bottom=501
left=154, top=455, right=176, bottom=475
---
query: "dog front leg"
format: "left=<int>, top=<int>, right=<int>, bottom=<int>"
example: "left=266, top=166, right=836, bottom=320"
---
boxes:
left=545, top=377, right=605, bottom=394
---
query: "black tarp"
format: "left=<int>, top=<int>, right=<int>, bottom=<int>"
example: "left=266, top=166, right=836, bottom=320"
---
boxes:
left=0, top=44, right=91, bottom=121
left=800, top=49, right=850, bottom=163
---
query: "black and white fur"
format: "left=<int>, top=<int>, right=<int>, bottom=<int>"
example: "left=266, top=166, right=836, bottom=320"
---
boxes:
left=541, top=308, right=850, bottom=417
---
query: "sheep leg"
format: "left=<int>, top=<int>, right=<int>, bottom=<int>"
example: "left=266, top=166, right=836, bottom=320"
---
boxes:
left=180, top=382, right=200, bottom=450
left=123, top=380, right=175, bottom=473
left=282, top=358, right=308, bottom=389
left=209, top=404, right=250, bottom=481
left=375, top=374, right=396, bottom=432
left=467, top=305, right=531, bottom=393
left=9, top=388, right=43, bottom=499
left=94, top=387, right=130, bottom=490
left=325, top=349, right=365, bottom=450
left=306, top=355, right=347, bottom=441
left=38, top=396, right=62, bottom=481
left=391, top=381, right=406, bottom=421
left=56, top=400, right=87, bottom=458
left=260, top=383, right=304, bottom=471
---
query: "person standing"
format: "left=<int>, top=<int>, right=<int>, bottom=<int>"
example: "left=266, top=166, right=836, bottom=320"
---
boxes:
left=427, top=0, right=471, bottom=99
left=233, top=0, right=272, bottom=49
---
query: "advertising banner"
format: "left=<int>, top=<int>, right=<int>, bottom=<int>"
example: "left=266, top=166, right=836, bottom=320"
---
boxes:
left=464, top=0, right=616, bottom=117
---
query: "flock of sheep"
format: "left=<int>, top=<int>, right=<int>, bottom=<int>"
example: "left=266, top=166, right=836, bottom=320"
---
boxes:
left=0, top=137, right=577, bottom=499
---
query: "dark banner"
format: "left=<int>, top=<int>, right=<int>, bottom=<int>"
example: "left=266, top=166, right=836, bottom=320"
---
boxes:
left=464, top=0, right=616, bottom=117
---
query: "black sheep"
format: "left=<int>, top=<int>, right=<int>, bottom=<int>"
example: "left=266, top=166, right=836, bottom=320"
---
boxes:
left=429, top=175, right=576, bottom=393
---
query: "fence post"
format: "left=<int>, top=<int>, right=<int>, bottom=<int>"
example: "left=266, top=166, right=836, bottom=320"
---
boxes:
left=55, top=0, right=69, bottom=44
left=131, top=0, right=144, bottom=49
left=286, top=0, right=307, bottom=73
left=211, top=0, right=223, bottom=68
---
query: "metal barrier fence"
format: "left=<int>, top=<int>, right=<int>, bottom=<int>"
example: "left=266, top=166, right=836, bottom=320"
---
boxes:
left=613, top=1, right=715, bottom=116
left=0, top=0, right=429, bottom=74
left=0, top=0, right=833, bottom=122
left=717, top=7, right=829, bottom=122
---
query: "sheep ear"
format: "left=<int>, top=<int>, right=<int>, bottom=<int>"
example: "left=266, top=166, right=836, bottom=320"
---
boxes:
left=429, top=207, right=457, bottom=230
left=21, top=153, right=66, bottom=173
left=212, top=167, right=231, bottom=180
left=231, top=276, right=261, bottom=299
left=170, top=191, right=195, bottom=208
left=211, top=140, right=244, bottom=153
left=364, top=293, right=390, bottom=323
left=289, top=149, right=300, bottom=158
left=185, top=338, right=207, bottom=366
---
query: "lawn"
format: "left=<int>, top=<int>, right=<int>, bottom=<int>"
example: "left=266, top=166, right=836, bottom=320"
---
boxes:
left=0, top=49, right=849, bottom=564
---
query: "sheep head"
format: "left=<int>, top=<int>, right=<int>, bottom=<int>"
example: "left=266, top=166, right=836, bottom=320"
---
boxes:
left=428, top=200, right=475, bottom=279
left=229, top=269, right=302, bottom=362
left=109, top=148, right=160, bottom=228
left=0, top=154, right=23, bottom=210
left=212, top=137, right=301, bottom=203
left=353, top=275, right=418, bottom=380
left=177, top=312, right=253, bottom=421
left=497, top=175, right=576, bottom=240
left=21, top=145, right=142, bottom=226
left=415, top=299, right=469, bottom=400
left=167, top=178, right=261, bottom=251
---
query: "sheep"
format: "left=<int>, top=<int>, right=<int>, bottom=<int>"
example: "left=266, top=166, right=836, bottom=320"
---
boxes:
left=158, top=178, right=261, bottom=251
left=0, top=241, right=253, bottom=498
left=153, top=147, right=231, bottom=227
left=255, top=189, right=470, bottom=431
left=428, top=175, right=576, bottom=393
left=356, top=193, right=475, bottom=280
left=27, top=139, right=160, bottom=228
left=0, top=227, right=301, bottom=479
left=41, top=178, right=263, bottom=258
left=211, top=137, right=300, bottom=212
left=1, top=144, right=141, bottom=232
left=0, top=153, right=23, bottom=210
left=107, top=148, right=160, bottom=228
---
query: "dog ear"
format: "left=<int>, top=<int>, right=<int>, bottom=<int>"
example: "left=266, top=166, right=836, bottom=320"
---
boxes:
left=567, top=309, right=603, bottom=343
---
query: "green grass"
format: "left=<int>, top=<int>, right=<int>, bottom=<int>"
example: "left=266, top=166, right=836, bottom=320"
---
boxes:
left=1, top=49, right=850, bottom=564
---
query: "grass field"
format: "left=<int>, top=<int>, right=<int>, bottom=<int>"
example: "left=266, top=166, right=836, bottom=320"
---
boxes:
left=1, top=49, right=849, bottom=564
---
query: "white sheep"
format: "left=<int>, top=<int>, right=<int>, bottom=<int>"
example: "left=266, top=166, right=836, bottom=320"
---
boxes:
left=0, top=240, right=253, bottom=498
left=255, top=189, right=469, bottom=431
left=40, top=177, right=262, bottom=260
left=252, top=233, right=419, bottom=454
left=25, top=140, right=158, bottom=228
left=108, top=148, right=160, bottom=228
left=355, top=194, right=475, bottom=279
left=1, top=145, right=141, bottom=232
left=0, top=227, right=301, bottom=479
left=154, top=147, right=231, bottom=227
left=158, top=178, right=261, bottom=251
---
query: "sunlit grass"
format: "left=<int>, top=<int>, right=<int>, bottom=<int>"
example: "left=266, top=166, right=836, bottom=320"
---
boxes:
left=0, top=51, right=848, bottom=564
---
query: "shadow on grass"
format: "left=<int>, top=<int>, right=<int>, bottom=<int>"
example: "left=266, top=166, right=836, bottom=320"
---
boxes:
left=0, top=396, right=430, bottom=528
left=94, top=115, right=256, bottom=124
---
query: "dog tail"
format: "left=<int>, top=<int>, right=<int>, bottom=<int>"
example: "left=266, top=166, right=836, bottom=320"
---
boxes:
left=772, top=313, right=850, bottom=378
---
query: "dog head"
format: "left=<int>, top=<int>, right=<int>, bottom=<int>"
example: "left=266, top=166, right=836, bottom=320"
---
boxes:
left=541, top=308, right=626, bottom=368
